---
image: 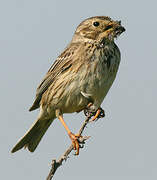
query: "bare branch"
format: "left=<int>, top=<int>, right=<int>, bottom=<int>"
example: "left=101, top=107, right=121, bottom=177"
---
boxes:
left=46, top=107, right=105, bottom=180
left=46, top=115, right=91, bottom=180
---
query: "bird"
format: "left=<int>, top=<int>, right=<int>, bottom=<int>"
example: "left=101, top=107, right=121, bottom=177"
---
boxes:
left=11, top=16, right=125, bottom=155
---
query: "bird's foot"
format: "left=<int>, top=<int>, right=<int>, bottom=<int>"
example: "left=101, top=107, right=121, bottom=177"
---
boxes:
left=90, top=107, right=105, bottom=121
left=84, top=103, right=105, bottom=122
left=68, top=132, right=82, bottom=155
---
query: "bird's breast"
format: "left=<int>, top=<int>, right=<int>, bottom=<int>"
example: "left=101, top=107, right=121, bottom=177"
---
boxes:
left=80, top=43, right=121, bottom=107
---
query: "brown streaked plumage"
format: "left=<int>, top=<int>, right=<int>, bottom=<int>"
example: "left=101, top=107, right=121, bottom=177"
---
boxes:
left=11, top=16, right=125, bottom=154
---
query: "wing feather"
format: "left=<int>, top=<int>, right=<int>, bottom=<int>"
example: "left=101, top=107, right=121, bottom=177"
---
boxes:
left=29, top=43, right=78, bottom=111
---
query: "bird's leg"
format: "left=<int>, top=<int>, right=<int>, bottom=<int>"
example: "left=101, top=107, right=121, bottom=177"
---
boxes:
left=56, top=109, right=81, bottom=155
left=84, top=103, right=105, bottom=121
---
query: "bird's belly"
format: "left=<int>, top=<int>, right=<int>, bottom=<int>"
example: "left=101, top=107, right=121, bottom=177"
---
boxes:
left=47, top=53, right=119, bottom=114
left=58, top=66, right=117, bottom=114
left=56, top=87, right=89, bottom=114
left=48, top=75, right=90, bottom=114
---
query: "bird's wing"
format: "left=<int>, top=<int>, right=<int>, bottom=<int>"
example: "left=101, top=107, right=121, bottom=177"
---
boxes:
left=29, top=43, right=79, bottom=111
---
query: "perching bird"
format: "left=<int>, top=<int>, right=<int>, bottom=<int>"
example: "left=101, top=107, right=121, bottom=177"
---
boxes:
left=11, top=16, right=125, bottom=155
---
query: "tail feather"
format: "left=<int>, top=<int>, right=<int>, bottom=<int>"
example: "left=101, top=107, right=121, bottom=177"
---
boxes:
left=11, top=117, right=54, bottom=153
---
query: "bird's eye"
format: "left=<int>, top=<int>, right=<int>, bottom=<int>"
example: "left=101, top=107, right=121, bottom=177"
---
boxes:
left=105, top=25, right=113, bottom=31
left=93, top=21, right=100, bottom=27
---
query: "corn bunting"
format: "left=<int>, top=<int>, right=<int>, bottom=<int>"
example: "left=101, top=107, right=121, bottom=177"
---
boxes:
left=11, top=16, right=125, bottom=155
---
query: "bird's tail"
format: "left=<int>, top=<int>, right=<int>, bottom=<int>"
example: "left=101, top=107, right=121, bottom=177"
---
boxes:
left=11, top=116, right=55, bottom=153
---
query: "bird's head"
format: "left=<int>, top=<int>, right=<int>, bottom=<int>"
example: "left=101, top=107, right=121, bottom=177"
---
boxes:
left=73, top=16, right=125, bottom=43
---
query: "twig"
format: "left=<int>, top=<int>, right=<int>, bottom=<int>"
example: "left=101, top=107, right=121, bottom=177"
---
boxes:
left=46, top=115, right=91, bottom=180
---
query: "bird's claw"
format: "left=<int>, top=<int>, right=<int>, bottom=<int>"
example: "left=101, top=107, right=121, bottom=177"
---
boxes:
left=84, top=106, right=105, bottom=122
left=79, top=144, right=84, bottom=149
left=68, top=132, right=82, bottom=155
left=97, top=107, right=105, bottom=118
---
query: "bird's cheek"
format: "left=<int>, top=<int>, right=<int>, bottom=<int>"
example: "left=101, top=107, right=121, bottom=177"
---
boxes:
left=100, top=29, right=115, bottom=41
left=98, top=31, right=109, bottom=41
